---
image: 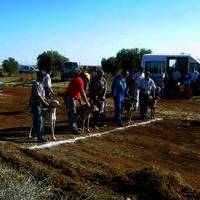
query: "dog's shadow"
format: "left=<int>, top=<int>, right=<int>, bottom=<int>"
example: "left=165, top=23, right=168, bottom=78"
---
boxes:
left=0, top=127, right=34, bottom=143
left=0, top=123, right=72, bottom=144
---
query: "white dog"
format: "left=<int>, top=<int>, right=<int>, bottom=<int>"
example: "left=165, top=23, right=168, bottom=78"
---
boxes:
left=29, top=99, right=60, bottom=141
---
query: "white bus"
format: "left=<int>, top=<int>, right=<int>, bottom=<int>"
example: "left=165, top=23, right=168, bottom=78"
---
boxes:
left=141, top=54, right=200, bottom=75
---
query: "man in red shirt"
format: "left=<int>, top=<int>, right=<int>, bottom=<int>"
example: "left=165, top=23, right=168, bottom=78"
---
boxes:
left=64, top=71, right=90, bottom=134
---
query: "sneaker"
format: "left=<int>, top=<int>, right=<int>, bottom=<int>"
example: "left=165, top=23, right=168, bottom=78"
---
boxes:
left=71, top=130, right=81, bottom=134
left=37, top=138, right=47, bottom=143
left=116, top=122, right=123, bottom=127
left=101, top=124, right=108, bottom=128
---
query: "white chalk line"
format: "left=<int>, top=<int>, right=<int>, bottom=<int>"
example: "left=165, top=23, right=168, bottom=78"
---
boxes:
left=28, top=118, right=162, bottom=150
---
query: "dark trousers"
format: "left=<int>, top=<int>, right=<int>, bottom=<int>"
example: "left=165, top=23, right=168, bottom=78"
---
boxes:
left=139, top=93, right=149, bottom=119
left=93, top=100, right=106, bottom=125
left=31, top=104, right=44, bottom=140
left=114, top=97, right=123, bottom=124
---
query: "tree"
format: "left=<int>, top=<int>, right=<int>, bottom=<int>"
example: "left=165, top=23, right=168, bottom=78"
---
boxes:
left=101, top=48, right=152, bottom=74
left=37, top=50, right=69, bottom=75
left=101, top=57, right=118, bottom=74
left=2, top=57, right=19, bottom=76
left=116, top=48, right=152, bottom=71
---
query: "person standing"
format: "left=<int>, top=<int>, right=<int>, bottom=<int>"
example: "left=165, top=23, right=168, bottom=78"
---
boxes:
left=126, top=69, right=136, bottom=98
left=152, top=68, right=165, bottom=93
left=28, top=71, right=49, bottom=143
left=64, top=71, right=90, bottom=134
left=189, top=67, right=199, bottom=94
left=112, top=70, right=129, bottom=126
left=138, top=71, right=156, bottom=120
left=132, top=67, right=145, bottom=110
left=183, top=73, right=192, bottom=99
left=171, top=67, right=181, bottom=85
left=89, top=69, right=107, bottom=127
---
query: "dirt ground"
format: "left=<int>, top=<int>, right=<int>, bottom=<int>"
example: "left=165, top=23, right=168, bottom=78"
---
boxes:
left=0, top=86, right=200, bottom=199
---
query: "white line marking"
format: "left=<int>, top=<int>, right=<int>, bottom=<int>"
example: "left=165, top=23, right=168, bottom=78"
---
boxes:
left=28, top=118, right=162, bottom=150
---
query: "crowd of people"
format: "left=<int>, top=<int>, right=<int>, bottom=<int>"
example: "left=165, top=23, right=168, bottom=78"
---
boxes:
left=29, top=65, right=200, bottom=142
left=28, top=67, right=159, bottom=143
left=149, top=67, right=200, bottom=99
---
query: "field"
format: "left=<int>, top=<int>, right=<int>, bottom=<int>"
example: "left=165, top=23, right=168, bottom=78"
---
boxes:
left=0, top=80, right=200, bottom=199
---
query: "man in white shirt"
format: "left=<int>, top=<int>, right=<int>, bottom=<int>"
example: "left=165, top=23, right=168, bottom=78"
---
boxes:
left=138, top=71, right=156, bottom=120
left=132, top=67, right=145, bottom=110
left=43, top=70, right=53, bottom=99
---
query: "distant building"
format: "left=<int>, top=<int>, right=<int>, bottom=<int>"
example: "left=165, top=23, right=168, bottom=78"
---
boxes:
left=19, top=65, right=38, bottom=73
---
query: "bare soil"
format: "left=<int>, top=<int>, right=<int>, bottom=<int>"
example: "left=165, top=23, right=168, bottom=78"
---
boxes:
left=0, top=86, right=200, bottom=199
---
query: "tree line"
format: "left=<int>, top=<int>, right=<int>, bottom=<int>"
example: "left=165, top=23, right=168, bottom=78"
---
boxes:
left=1, top=48, right=152, bottom=76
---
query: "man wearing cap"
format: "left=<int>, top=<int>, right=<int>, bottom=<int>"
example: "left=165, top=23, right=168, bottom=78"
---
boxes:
left=28, top=71, right=50, bottom=143
left=138, top=71, right=156, bottom=120
left=64, top=71, right=90, bottom=134
left=89, top=69, right=107, bottom=127
left=112, top=70, right=129, bottom=126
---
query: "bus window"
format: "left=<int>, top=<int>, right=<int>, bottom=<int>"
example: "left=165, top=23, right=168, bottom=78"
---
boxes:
left=145, top=61, right=165, bottom=73
left=169, top=59, right=177, bottom=68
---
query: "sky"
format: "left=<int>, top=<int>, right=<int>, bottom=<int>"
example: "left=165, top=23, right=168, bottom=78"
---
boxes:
left=0, top=0, right=200, bottom=65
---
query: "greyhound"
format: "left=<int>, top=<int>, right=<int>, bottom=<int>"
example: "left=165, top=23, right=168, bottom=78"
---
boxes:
left=123, top=97, right=137, bottom=123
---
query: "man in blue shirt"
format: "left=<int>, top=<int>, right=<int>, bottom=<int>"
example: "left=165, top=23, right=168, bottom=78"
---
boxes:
left=112, top=70, right=129, bottom=125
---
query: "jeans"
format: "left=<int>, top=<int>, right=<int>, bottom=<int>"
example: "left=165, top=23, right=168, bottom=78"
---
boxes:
left=114, top=97, right=123, bottom=124
left=64, top=94, right=78, bottom=131
left=139, top=93, right=149, bottom=119
left=31, top=104, right=44, bottom=140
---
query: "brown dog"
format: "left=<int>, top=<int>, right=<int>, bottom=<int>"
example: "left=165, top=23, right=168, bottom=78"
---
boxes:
left=76, top=104, right=99, bottom=134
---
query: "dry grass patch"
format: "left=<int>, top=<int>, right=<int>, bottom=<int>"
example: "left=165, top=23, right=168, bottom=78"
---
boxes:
left=0, top=163, right=53, bottom=200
